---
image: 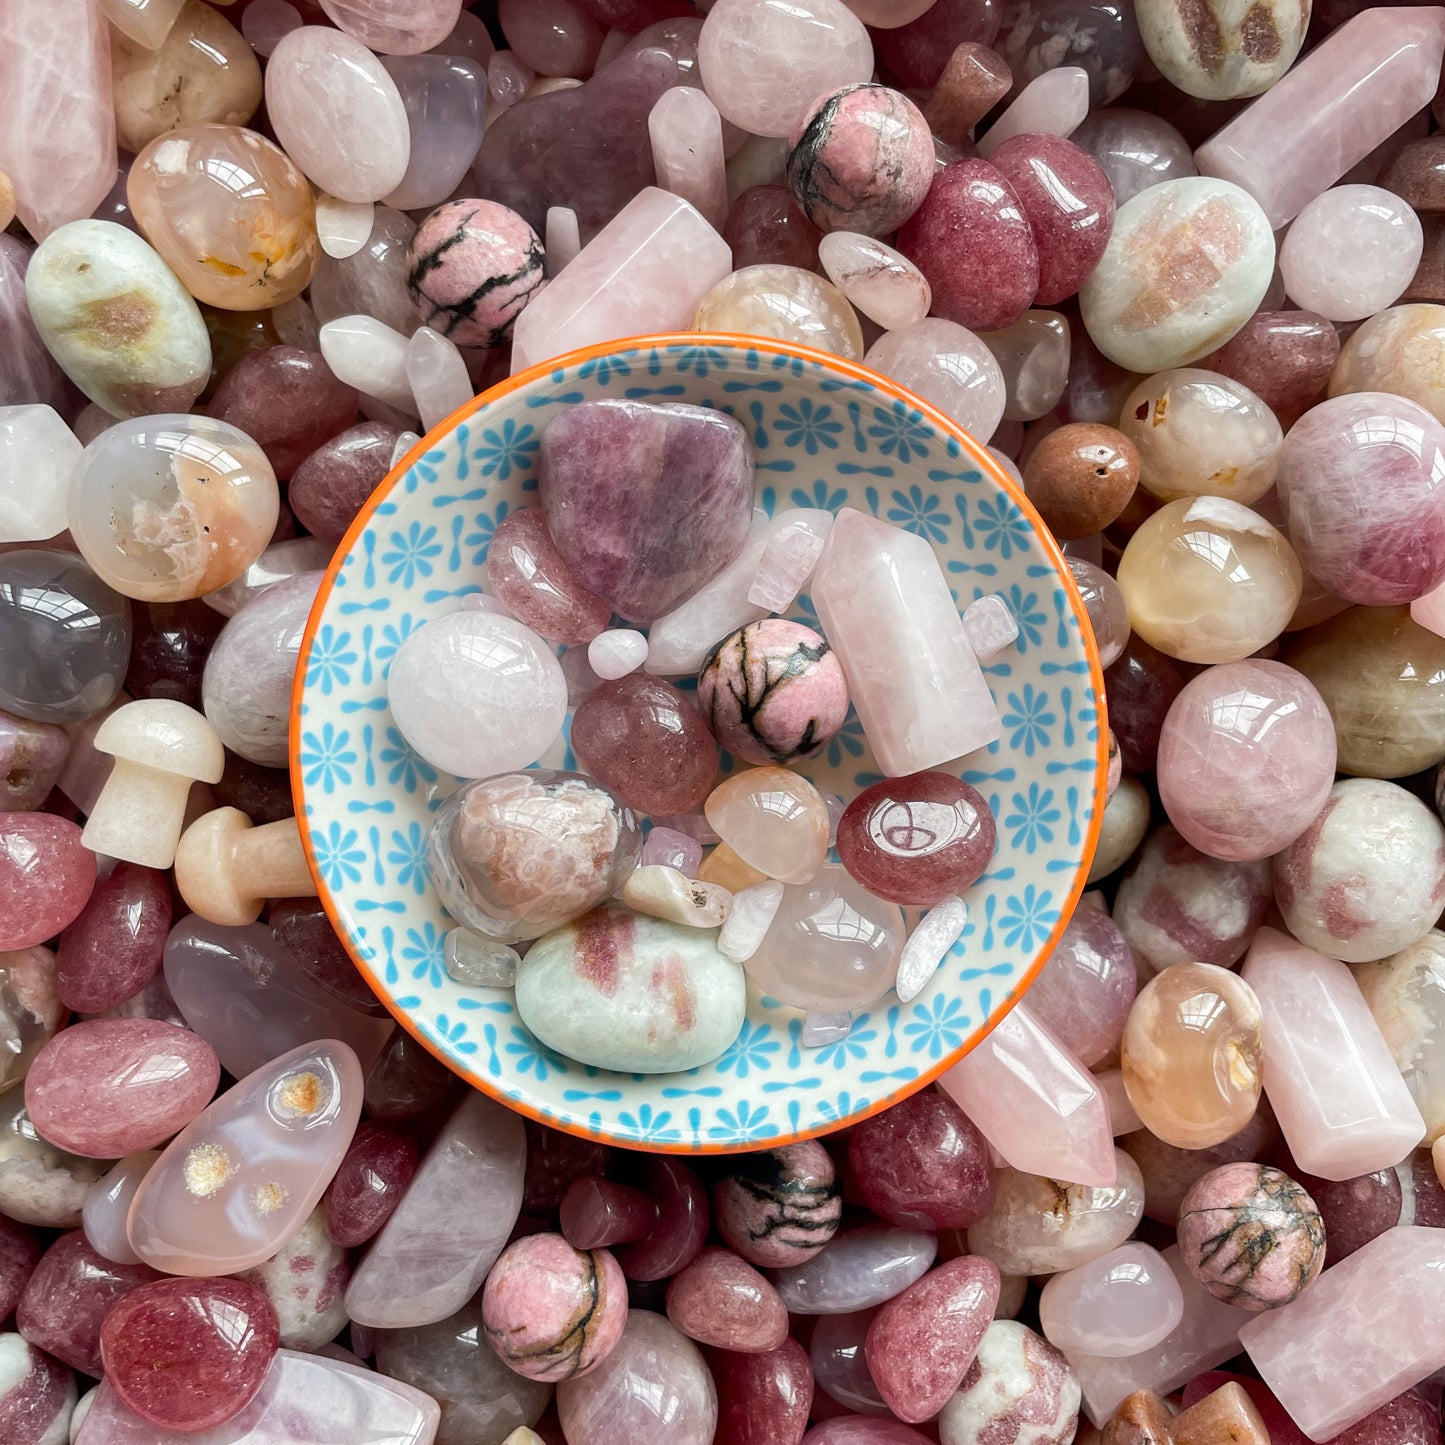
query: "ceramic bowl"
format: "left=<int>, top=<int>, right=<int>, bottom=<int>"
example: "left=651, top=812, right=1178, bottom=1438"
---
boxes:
left=292, top=333, right=1106, bottom=1153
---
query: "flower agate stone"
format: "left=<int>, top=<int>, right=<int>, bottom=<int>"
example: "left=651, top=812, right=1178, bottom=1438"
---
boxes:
left=863, top=320, right=1007, bottom=442
left=989, top=136, right=1116, bottom=306
left=511, top=188, right=732, bottom=373
left=427, top=771, right=640, bottom=945
left=69, top=415, right=278, bottom=605
left=713, top=1141, right=842, bottom=1267
left=785, top=85, right=932, bottom=237
left=818, top=234, right=931, bottom=330
left=1277, top=394, right=1445, bottom=606
left=665, top=1246, right=789, bottom=1352
left=1071, top=108, right=1197, bottom=207
left=24, top=221, right=210, bottom=418
left=99, top=1275, right=278, bottom=1431
left=1023, top=423, right=1140, bottom=540
left=515, top=904, right=746, bottom=1072
left=1039, top=1243, right=1183, bottom=1357
left=939, top=1321, right=1081, bottom=1445
left=1274, top=778, right=1445, bottom=963
left=814, top=509, right=1002, bottom=774
left=85, top=1153, right=159, bottom=1266
left=849, top=1088, right=996, bottom=1229
left=0, top=946, right=63, bottom=1090
left=967, top=1152, right=1145, bottom=1275
left=693, top=265, right=865, bottom=359
left=1122, top=962, right=1264, bottom=1149
left=386, top=610, right=566, bottom=780
left=1080, top=178, right=1274, bottom=372
left=1195, top=7, right=1445, bottom=230
left=482, top=1233, right=628, bottom=1380
left=126, top=1040, right=362, bottom=1275
left=704, top=769, right=829, bottom=885
left=746, top=863, right=904, bottom=1011
left=1136, top=0, right=1307, bottom=98
left=714, top=1339, right=813, bottom=1445
left=1176, top=1164, right=1324, bottom=1311
left=540, top=399, right=753, bottom=624
left=1112, top=825, right=1272, bottom=971
left=128, top=126, right=319, bottom=312
left=648, top=86, right=730, bottom=231
left=699, top=0, right=872, bottom=139
left=323, top=1122, right=417, bottom=1248
left=0, top=1335, right=75, bottom=1445
left=1117, top=497, right=1302, bottom=663
left=405, top=201, right=545, bottom=349
left=773, top=1225, right=937, bottom=1314
left=1156, top=660, right=1337, bottom=861
left=1239, top=1226, right=1445, bottom=1442
left=0, top=815, right=96, bottom=952
left=897, top=160, right=1039, bottom=333
left=1243, top=928, right=1427, bottom=1178
left=288, top=422, right=401, bottom=544
left=558, top=1309, right=716, bottom=1445
left=1280, top=186, right=1423, bottom=323
left=836, top=772, right=996, bottom=906
left=1024, top=906, right=1137, bottom=1067
left=1119, top=369, right=1282, bottom=506
left=25, top=1020, right=218, bottom=1158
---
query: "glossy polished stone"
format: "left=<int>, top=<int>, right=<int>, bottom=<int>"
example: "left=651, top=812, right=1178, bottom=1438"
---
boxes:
left=1025, top=905, right=1136, bottom=1068
left=714, top=1338, right=813, bottom=1445
left=1024, top=422, right=1140, bottom=540
left=1137, top=0, right=1307, bottom=98
left=818, top=233, right=931, bottom=330
left=863, top=319, right=1007, bottom=442
left=693, top=264, right=864, bottom=359
left=1039, top=1242, right=1183, bottom=1358
left=772, top=1224, right=937, bottom=1315
left=705, top=768, right=829, bottom=885
left=318, top=0, right=463, bottom=54
left=345, top=1092, right=524, bottom=1329
left=939, top=1320, right=1081, bottom=1445
left=665, top=1246, right=789, bottom=1353
left=0, top=814, right=96, bottom=952
left=0, top=1333, right=75, bottom=1445
left=713, top=1141, right=842, bottom=1268
left=486, top=508, right=610, bottom=647
left=288, top=421, right=400, bottom=544
left=84, top=1152, right=159, bottom=1266
left=0, top=1086, right=110, bottom=1229
left=1071, top=107, right=1197, bottom=206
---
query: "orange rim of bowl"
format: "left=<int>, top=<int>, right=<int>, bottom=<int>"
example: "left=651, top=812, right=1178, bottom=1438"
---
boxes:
left=290, top=330, right=1109, bottom=1153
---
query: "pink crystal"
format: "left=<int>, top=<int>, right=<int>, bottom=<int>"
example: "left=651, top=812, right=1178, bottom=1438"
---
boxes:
left=813, top=509, right=1001, bottom=776
left=651, top=87, right=728, bottom=230
left=975, top=67, right=1090, bottom=158
left=749, top=513, right=831, bottom=613
left=0, top=0, right=118, bottom=240
left=547, top=206, right=582, bottom=273
left=1241, top=1226, right=1445, bottom=1441
left=1241, top=928, right=1425, bottom=1180
left=588, top=629, right=650, bottom=680
left=511, top=188, right=731, bottom=374
left=616, top=1158, right=711, bottom=1282
left=317, top=0, right=463, bottom=55
left=1195, top=7, right=1445, bottom=229
left=642, top=826, right=703, bottom=876
left=344, top=1092, right=525, bottom=1328
left=937, top=1001, right=1117, bottom=1187
left=1038, top=1242, right=1184, bottom=1359
left=960, top=595, right=1018, bottom=661
left=321, top=1120, right=418, bottom=1248
left=126, top=1040, right=363, bottom=1275
left=0, top=813, right=97, bottom=951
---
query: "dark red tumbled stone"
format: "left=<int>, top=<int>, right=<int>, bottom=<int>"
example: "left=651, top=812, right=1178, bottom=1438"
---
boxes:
left=269, top=899, right=388, bottom=1018
left=522, top=1122, right=609, bottom=1216
left=723, top=186, right=824, bottom=273
left=212, top=750, right=296, bottom=826
left=715, top=1336, right=815, bottom=1445
left=16, top=1231, right=161, bottom=1374
left=1202, top=309, right=1340, bottom=431
left=560, top=1176, right=657, bottom=1249
left=848, top=1087, right=997, bottom=1230
left=288, top=421, right=403, bottom=544
left=1105, top=634, right=1194, bottom=775
left=55, top=861, right=172, bottom=1013
left=207, top=345, right=359, bottom=479
left=323, top=1121, right=419, bottom=1248
left=100, top=1276, right=281, bottom=1432
left=615, top=1158, right=710, bottom=1282
left=0, top=1213, right=42, bottom=1319
left=836, top=772, right=996, bottom=907
left=990, top=133, right=1115, bottom=305
left=897, top=158, right=1039, bottom=335
left=875, top=0, right=1005, bottom=87
left=126, top=600, right=227, bottom=708
left=363, top=1028, right=465, bottom=1122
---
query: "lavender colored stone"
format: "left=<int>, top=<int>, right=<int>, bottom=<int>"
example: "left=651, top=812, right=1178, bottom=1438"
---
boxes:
left=1177, top=1163, right=1325, bottom=1312
left=540, top=400, right=754, bottom=625
left=897, top=158, right=1040, bottom=333
left=810, top=1307, right=888, bottom=1416
left=786, top=84, right=934, bottom=237
left=345, top=1092, right=525, bottom=1329
left=406, top=199, right=545, bottom=349
left=0, top=711, right=68, bottom=812
left=697, top=619, right=849, bottom=766
left=773, top=1224, right=938, bottom=1315
left=380, top=54, right=486, bottom=212
left=1025, top=904, right=1137, bottom=1067
left=474, top=45, right=691, bottom=241
left=713, top=1141, right=843, bottom=1268
left=482, top=1232, right=628, bottom=1380
left=641, top=826, right=702, bottom=876
left=83, top=1152, right=157, bottom=1266
left=1070, top=107, right=1197, bottom=207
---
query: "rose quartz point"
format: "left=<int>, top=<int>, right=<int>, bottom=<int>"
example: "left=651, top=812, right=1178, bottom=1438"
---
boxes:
left=976, top=67, right=1090, bottom=159
left=961, top=594, right=1019, bottom=660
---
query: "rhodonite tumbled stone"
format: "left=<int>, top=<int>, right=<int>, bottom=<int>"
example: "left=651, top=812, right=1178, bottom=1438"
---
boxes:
left=714, top=1141, right=843, bottom=1269
left=540, top=399, right=754, bottom=624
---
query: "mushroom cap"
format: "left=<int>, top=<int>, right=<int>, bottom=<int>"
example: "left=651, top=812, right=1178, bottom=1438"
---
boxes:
left=92, top=698, right=226, bottom=783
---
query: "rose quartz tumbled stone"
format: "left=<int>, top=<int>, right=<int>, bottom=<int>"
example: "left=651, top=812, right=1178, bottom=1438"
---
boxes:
left=1157, top=659, right=1338, bottom=862
left=1024, top=903, right=1137, bottom=1067
left=25, top=1019, right=219, bottom=1158
left=482, top=1232, right=628, bottom=1381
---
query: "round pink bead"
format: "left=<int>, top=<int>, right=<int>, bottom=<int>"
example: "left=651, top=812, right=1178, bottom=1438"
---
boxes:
left=482, top=1232, right=628, bottom=1381
left=698, top=619, right=850, bottom=766
left=0, top=813, right=96, bottom=951
left=1023, top=904, right=1137, bottom=1067
left=1276, top=392, right=1445, bottom=605
left=1157, top=659, right=1338, bottom=863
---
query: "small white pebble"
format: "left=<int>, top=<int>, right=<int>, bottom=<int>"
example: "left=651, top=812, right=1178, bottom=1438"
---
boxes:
left=801, top=1010, right=853, bottom=1047
left=545, top=206, right=581, bottom=276
left=961, top=594, right=1019, bottom=661
left=748, top=520, right=828, bottom=612
left=446, top=927, right=521, bottom=988
left=390, top=431, right=421, bottom=467
left=718, top=880, right=784, bottom=962
left=587, top=628, right=649, bottom=680
left=621, top=865, right=732, bottom=928
left=316, top=194, right=374, bottom=259
left=895, top=897, right=968, bottom=1003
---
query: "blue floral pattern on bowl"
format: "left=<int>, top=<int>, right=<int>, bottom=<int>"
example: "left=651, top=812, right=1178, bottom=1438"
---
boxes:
left=293, top=335, right=1106, bottom=1153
